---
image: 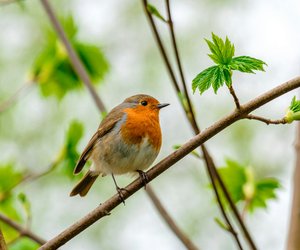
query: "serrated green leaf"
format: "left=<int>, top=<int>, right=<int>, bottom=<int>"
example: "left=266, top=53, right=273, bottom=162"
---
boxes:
left=192, top=65, right=225, bottom=94
left=205, top=33, right=235, bottom=65
left=230, top=56, right=266, bottom=73
left=147, top=4, right=167, bottom=22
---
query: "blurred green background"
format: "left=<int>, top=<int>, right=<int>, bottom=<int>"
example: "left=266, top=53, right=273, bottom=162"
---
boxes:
left=0, top=0, right=299, bottom=249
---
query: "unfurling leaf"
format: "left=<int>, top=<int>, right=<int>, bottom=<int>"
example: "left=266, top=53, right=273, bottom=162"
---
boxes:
left=192, top=33, right=267, bottom=94
left=205, top=33, right=235, bottom=65
left=285, top=96, right=300, bottom=123
left=147, top=4, right=167, bottom=22
left=216, top=159, right=280, bottom=214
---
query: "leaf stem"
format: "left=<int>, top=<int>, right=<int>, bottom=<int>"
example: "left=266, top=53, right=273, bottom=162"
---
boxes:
left=228, top=85, right=241, bottom=109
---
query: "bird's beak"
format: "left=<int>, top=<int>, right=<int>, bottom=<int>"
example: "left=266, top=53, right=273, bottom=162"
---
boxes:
left=157, top=103, right=170, bottom=109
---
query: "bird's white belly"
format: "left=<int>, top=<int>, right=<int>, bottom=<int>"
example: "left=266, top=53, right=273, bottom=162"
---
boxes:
left=91, top=136, right=159, bottom=175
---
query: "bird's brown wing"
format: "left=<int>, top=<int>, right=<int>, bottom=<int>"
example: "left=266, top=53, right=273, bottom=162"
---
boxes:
left=73, top=105, right=126, bottom=174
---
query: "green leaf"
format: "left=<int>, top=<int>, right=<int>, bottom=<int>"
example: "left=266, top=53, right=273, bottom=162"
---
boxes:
left=248, top=178, right=280, bottom=212
left=285, top=96, right=300, bottom=123
left=9, top=237, right=39, bottom=250
left=18, top=193, right=31, bottom=222
left=60, top=120, right=84, bottom=177
left=147, top=4, right=167, bottom=22
left=214, top=217, right=230, bottom=231
left=192, top=65, right=225, bottom=94
left=31, top=16, right=109, bottom=100
left=205, top=33, right=235, bottom=65
left=230, top=56, right=266, bottom=73
left=0, top=164, right=23, bottom=200
left=218, top=159, right=246, bottom=203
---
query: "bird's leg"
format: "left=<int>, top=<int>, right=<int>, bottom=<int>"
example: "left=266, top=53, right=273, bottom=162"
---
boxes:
left=136, top=170, right=149, bottom=188
left=111, top=173, right=128, bottom=205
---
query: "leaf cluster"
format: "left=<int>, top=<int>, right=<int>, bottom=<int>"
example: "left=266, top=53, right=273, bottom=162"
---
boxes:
left=285, top=96, right=300, bottom=123
left=31, top=16, right=109, bottom=99
left=217, top=159, right=280, bottom=213
left=192, top=33, right=266, bottom=94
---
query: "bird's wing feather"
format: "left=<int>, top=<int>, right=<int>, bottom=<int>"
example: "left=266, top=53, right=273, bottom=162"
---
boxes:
left=73, top=105, right=126, bottom=174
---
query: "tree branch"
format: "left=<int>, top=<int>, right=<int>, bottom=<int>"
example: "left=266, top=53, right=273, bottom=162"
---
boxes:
left=40, top=0, right=106, bottom=113
left=39, top=76, right=300, bottom=250
left=0, top=228, right=7, bottom=250
left=146, top=186, right=199, bottom=250
left=0, top=213, right=46, bottom=245
left=245, top=114, right=286, bottom=125
left=287, top=121, right=300, bottom=250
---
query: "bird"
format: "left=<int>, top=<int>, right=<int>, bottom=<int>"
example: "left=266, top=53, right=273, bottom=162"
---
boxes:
left=70, top=94, right=169, bottom=200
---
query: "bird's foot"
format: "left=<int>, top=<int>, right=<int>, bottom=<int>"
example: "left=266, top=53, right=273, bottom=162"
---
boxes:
left=136, top=170, right=149, bottom=189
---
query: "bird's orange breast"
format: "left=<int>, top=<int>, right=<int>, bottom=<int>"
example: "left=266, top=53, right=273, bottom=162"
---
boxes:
left=120, top=107, right=162, bottom=151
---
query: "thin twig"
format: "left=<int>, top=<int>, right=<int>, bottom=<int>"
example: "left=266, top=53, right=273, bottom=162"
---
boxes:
left=144, top=1, right=248, bottom=248
left=142, top=0, right=181, bottom=94
left=165, top=0, right=197, bottom=131
left=0, top=213, right=46, bottom=245
left=39, top=76, right=300, bottom=250
left=0, top=81, right=34, bottom=113
left=202, top=147, right=243, bottom=250
left=228, top=85, right=241, bottom=109
left=40, top=0, right=106, bottom=113
left=245, top=114, right=287, bottom=125
left=0, top=228, right=7, bottom=250
left=146, top=186, right=199, bottom=250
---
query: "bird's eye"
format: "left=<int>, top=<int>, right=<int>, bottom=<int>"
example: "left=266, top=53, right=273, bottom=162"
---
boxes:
left=141, top=100, right=148, bottom=106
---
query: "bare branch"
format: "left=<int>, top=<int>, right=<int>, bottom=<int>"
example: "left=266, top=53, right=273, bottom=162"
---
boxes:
left=142, top=0, right=181, bottom=94
left=228, top=85, right=241, bottom=109
left=0, top=213, right=46, bottom=245
left=245, top=114, right=286, bottom=125
left=39, top=76, right=300, bottom=250
left=40, top=0, right=106, bottom=113
left=146, top=186, right=199, bottom=250
left=287, top=121, right=300, bottom=250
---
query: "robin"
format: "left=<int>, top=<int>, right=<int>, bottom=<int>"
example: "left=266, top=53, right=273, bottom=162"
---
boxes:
left=70, top=94, right=169, bottom=200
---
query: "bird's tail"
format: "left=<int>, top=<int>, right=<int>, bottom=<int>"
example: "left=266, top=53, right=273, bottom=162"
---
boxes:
left=70, top=170, right=99, bottom=197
